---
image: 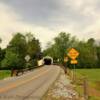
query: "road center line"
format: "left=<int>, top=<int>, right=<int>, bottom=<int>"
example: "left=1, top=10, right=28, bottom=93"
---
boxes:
left=0, top=69, right=50, bottom=93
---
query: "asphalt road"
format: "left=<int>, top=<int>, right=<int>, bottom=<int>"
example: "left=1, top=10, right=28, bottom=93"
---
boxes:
left=0, top=65, right=60, bottom=100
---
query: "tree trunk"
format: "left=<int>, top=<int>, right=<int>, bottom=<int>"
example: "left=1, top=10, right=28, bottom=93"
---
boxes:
left=11, top=68, right=14, bottom=77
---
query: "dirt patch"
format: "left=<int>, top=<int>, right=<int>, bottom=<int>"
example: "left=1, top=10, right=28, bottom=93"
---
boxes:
left=95, top=81, right=100, bottom=91
left=88, top=86, right=100, bottom=97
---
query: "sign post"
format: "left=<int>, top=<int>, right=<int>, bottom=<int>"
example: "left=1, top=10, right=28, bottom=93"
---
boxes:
left=68, top=48, right=79, bottom=82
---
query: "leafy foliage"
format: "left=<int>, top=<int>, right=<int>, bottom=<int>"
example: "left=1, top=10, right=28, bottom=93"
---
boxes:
left=1, top=50, right=24, bottom=69
left=44, top=33, right=100, bottom=68
left=76, top=40, right=98, bottom=68
left=0, top=32, right=100, bottom=69
left=26, top=33, right=41, bottom=67
left=1, top=33, right=41, bottom=70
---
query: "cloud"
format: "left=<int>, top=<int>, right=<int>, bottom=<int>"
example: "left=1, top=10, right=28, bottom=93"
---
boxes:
left=82, top=19, right=100, bottom=39
left=0, top=2, right=56, bottom=49
left=0, top=0, right=100, bottom=49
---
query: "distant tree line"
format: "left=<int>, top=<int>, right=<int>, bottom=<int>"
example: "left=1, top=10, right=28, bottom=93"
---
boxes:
left=0, top=33, right=41, bottom=76
left=0, top=32, right=100, bottom=74
left=43, top=32, right=100, bottom=68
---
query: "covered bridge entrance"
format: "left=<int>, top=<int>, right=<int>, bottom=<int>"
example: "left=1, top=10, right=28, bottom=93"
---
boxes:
left=43, top=56, right=53, bottom=65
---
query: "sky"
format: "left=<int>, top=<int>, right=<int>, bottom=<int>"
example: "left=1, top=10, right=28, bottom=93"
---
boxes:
left=0, top=0, right=100, bottom=49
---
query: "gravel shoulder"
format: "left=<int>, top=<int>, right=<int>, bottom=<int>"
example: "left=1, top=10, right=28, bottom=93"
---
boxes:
left=42, top=68, right=79, bottom=100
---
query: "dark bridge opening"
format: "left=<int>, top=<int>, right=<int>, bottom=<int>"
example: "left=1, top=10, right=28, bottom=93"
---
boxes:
left=44, top=58, right=52, bottom=65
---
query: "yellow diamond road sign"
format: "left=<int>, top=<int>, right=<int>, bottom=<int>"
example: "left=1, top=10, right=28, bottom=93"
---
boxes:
left=68, top=48, right=79, bottom=60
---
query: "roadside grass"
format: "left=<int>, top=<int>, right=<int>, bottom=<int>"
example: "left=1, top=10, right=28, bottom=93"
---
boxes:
left=76, top=69, right=100, bottom=82
left=74, top=69, right=100, bottom=100
left=89, top=96, right=100, bottom=100
left=76, top=69, right=100, bottom=90
left=0, top=70, right=11, bottom=80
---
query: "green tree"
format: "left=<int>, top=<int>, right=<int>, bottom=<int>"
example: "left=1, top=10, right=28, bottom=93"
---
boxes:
left=1, top=50, right=24, bottom=70
left=0, top=38, right=2, bottom=68
left=87, top=38, right=95, bottom=46
left=0, top=49, right=6, bottom=69
left=1, top=33, right=27, bottom=75
left=8, top=33, right=27, bottom=58
left=96, top=45, right=100, bottom=67
left=76, top=39, right=97, bottom=68
left=25, top=33, right=41, bottom=67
